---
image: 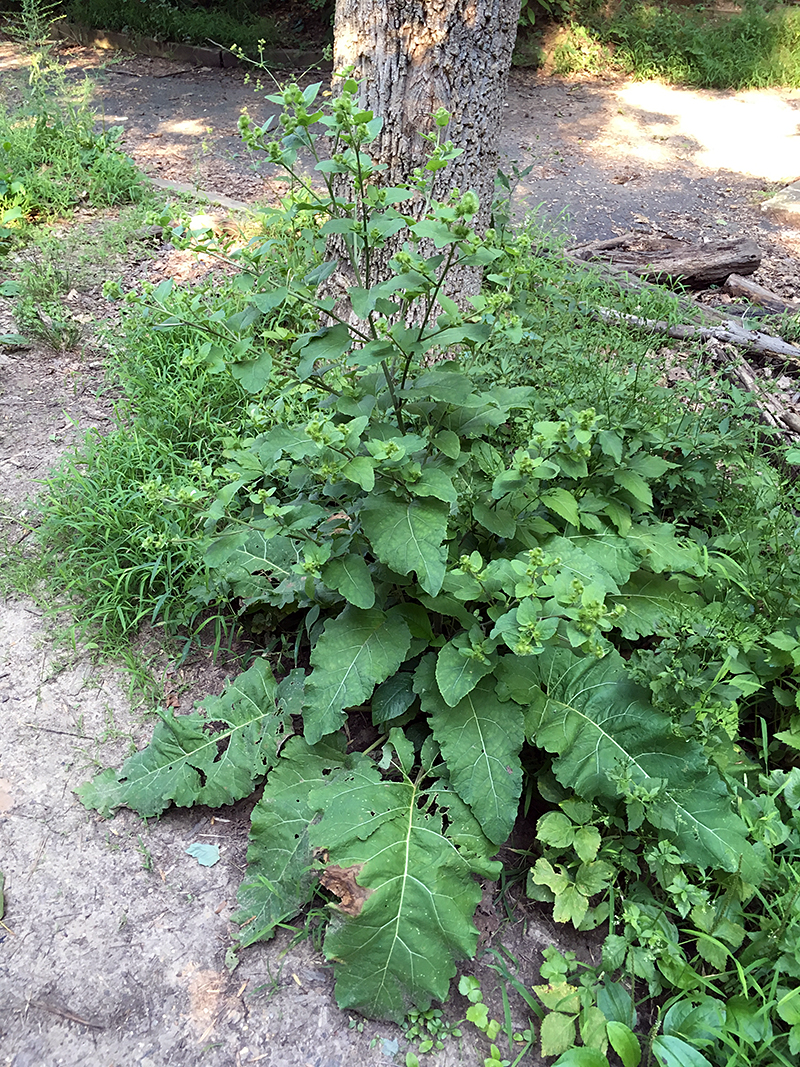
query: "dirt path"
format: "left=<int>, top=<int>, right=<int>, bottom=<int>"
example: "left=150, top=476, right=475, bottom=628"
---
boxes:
left=5, top=43, right=799, bottom=285
left=3, top=39, right=800, bottom=1067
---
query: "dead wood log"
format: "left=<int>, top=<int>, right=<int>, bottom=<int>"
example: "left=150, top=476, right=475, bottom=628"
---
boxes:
left=593, top=306, right=800, bottom=366
left=723, top=273, right=800, bottom=315
left=567, top=233, right=636, bottom=256
left=577, top=236, right=761, bottom=287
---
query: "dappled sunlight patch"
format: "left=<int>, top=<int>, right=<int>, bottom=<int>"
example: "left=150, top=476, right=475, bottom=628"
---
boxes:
left=607, top=80, right=800, bottom=181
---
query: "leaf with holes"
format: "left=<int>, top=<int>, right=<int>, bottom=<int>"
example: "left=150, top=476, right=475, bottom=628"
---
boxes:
left=308, top=759, right=484, bottom=1022
left=77, top=659, right=286, bottom=818
left=232, top=735, right=354, bottom=947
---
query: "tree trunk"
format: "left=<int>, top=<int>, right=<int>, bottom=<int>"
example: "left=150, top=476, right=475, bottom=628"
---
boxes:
left=333, top=0, right=521, bottom=228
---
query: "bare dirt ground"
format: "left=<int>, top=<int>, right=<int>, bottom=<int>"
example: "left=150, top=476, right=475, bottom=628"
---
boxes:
left=3, top=38, right=800, bottom=1067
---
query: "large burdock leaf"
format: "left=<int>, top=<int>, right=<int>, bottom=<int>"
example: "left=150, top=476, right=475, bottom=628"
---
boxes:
left=360, top=491, right=448, bottom=596
left=232, top=735, right=353, bottom=947
left=304, top=605, right=411, bottom=744
left=516, top=648, right=762, bottom=881
left=613, top=572, right=699, bottom=640
left=415, top=656, right=523, bottom=847
left=77, top=659, right=286, bottom=818
left=308, top=761, right=484, bottom=1022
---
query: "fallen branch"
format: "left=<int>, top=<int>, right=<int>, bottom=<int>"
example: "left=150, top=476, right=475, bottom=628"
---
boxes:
left=723, top=273, right=800, bottom=315
left=707, top=339, right=800, bottom=435
left=593, top=306, right=800, bottom=366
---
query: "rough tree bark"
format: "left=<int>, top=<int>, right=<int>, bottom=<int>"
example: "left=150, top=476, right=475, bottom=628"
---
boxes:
left=333, top=0, right=522, bottom=228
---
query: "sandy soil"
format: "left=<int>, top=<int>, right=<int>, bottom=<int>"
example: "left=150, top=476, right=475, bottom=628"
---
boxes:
left=3, top=38, right=800, bottom=1067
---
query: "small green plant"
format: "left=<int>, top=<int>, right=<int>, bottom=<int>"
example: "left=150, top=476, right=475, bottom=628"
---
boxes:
left=136, top=834, right=153, bottom=871
left=0, top=53, right=144, bottom=244
left=3, top=0, right=63, bottom=48
left=404, top=1005, right=462, bottom=1052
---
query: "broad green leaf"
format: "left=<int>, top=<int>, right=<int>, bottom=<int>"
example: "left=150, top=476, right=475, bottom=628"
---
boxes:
left=232, top=735, right=352, bottom=947
left=293, top=322, right=352, bottom=379
left=575, top=860, right=614, bottom=896
left=435, top=636, right=496, bottom=707
left=522, top=648, right=762, bottom=880
left=606, top=1022, right=641, bottom=1067
left=542, top=488, right=580, bottom=528
left=613, top=572, right=697, bottom=639
left=77, top=659, right=285, bottom=817
left=597, top=981, right=636, bottom=1026
left=553, top=1050, right=610, bottom=1067
left=430, top=782, right=503, bottom=879
left=614, top=469, right=653, bottom=510
left=371, top=673, right=417, bottom=724
left=626, top=524, right=705, bottom=576
left=561, top=533, right=638, bottom=586
left=663, top=996, right=725, bottom=1047
left=382, top=726, right=416, bottom=776
left=419, top=592, right=476, bottom=629
left=308, top=762, right=483, bottom=1021
left=473, top=502, right=517, bottom=539
left=540, top=1011, right=577, bottom=1057
left=411, top=367, right=475, bottom=405
left=651, top=1036, right=713, bottom=1067
left=416, top=658, right=523, bottom=845
left=206, top=531, right=306, bottom=609
left=415, top=467, right=457, bottom=504
left=229, top=349, right=272, bottom=393
left=322, top=553, right=376, bottom=609
left=304, top=606, right=411, bottom=744
left=360, top=492, right=448, bottom=596
left=411, top=217, right=459, bottom=247
left=628, top=453, right=676, bottom=479
left=541, top=537, right=621, bottom=598
left=531, top=856, right=571, bottom=897
left=597, top=430, right=623, bottom=464
left=434, top=429, right=460, bottom=459
left=537, top=811, right=575, bottom=850
left=573, top=824, right=601, bottom=863
left=532, top=859, right=589, bottom=925
left=250, top=286, right=288, bottom=313
left=602, top=934, right=629, bottom=971
left=580, top=1006, right=610, bottom=1053
left=342, top=456, right=376, bottom=491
